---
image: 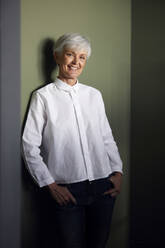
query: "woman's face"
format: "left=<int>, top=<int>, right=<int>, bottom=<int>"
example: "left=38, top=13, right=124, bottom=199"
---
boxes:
left=55, top=47, right=87, bottom=82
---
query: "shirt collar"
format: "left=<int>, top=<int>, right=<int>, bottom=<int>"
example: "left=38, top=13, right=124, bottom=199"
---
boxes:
left=54, top=78, right=79, bottom=93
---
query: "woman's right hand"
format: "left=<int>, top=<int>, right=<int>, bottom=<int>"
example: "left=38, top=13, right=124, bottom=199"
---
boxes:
left=47, top=182, right=77, bottom=206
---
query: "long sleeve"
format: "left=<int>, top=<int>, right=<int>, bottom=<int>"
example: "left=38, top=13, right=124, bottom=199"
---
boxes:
left=22, top=92, right=55, bottom=187
left=98, top=91, right=123, bottom=174
left=22, top=80, right=122, bottom=185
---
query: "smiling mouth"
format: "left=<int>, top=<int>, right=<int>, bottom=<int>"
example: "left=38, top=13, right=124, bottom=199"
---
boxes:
left=68, top=65, right=79, bottom=71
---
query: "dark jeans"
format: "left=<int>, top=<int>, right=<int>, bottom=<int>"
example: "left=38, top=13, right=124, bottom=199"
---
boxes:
left=54, top=176, right=116, bottom=248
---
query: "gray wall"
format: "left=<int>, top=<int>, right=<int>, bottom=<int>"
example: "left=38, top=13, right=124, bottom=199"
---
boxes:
left=131, top=0, right=165, bottom=247
left=0, top=0, right=21, bottom=248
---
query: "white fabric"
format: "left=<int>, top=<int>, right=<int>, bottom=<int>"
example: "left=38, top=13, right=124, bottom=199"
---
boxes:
left=22, top=78, right=123, bottom=187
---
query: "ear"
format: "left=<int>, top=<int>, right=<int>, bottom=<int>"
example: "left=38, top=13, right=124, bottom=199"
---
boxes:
left=54, top=52, right=60, bottom=64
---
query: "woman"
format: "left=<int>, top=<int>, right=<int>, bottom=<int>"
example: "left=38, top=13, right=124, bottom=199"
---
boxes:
left=22, top=33, right=123, bottom=248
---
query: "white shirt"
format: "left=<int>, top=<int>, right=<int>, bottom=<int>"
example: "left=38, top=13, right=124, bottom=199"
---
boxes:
left=22, top=78, right=123, bottom=187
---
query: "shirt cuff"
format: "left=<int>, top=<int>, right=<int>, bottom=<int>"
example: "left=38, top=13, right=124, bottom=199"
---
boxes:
left=111, top=168, right=123, bottom=175
left=38, top=177, right=55, bottom=188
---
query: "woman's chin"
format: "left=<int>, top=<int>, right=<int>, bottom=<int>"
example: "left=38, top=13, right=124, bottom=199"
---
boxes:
left=66, top=73, right=79, bottom=80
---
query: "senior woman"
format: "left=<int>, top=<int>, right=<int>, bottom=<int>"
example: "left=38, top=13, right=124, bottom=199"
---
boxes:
left=22, top=33, right=123, bottom=248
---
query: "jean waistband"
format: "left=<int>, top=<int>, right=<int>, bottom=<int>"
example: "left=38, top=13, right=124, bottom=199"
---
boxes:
left=59, top=175, right=111, bottom=187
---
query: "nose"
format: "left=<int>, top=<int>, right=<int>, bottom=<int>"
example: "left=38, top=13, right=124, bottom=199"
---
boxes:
left=72, top=56, right=79, bottom=65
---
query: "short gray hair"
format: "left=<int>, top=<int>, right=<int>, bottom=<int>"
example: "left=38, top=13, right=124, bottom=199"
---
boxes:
left=54, top=33, right=91, bottom=59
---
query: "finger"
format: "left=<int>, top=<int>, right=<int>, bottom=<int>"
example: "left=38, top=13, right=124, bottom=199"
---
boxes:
left=108, top=184, right=120, bottom=193
left=53, top=186, right=76, bottom=205
left=48, top=185, right=66, bottom=205
left=103, top=190, right=118, bottom=197
left=56, top=197, right=64, bottom=205
left=111, top=192, right=118, bottom=197
left=59, top=194, right=69, bottom=205
left=53, top=189, right=68, bottom=205
left=69, top=194, right=77, bottom=204
left=109, top=177, right=114, bottom=183
left=58, top=188, right=74, bottom=205
left=57, top=194, right=69, bottom=205
left=60, top=187, right=73, bottom=203
left=66, top=189, right=77, bottom=204
left=50, top=191, right=63, bottom=204
left=62, top=191, right=70, bottom=202
left=109, top=176, right=115, bottom=182
left=53, top=192, right=64, bottom=205
left=54, top=187, right=70, bottom=204
left=104, top=188, right=116, bottom=195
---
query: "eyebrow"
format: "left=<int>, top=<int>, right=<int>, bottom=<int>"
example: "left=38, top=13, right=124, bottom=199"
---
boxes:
left=65, top=50, right=87, bottom=56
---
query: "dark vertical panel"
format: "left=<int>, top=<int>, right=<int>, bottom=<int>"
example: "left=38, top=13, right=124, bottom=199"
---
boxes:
left=131, top=0, right=165, bottom=247
left=0, top=0, right=21, bottom=248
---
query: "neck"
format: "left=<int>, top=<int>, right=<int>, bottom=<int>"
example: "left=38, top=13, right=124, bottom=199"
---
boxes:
left=58, top=76, right=77, bottom=86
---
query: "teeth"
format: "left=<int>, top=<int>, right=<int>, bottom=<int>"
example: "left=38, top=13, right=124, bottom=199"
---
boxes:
left=69, top=66, right=78, bottom=70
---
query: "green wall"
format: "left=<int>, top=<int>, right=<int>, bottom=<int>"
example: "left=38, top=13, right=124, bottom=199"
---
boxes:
left=21, top=0, right=130, bottom=247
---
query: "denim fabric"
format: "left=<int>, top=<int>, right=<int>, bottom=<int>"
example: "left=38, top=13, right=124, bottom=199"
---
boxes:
left=55, top=176, right=116, bottom=248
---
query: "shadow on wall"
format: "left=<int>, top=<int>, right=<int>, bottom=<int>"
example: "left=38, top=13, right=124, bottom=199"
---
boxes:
left=21, top=38, right=59, bottom=248
left=40, top=38, right=57, bottom=84
left=22, top=38, right=57, bottom=130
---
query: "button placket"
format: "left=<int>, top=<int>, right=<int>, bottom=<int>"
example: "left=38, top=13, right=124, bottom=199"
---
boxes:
left=69, top=90, right=93, bottom=180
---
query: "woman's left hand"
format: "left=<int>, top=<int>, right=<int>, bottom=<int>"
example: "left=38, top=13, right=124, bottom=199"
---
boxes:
left=104, top=172, right=122, bottom=197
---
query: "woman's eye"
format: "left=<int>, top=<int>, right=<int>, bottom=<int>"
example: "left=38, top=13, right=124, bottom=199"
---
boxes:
left=66, top=53, right=72, bottom=57
left=80, top=56, right=86, bottom=60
